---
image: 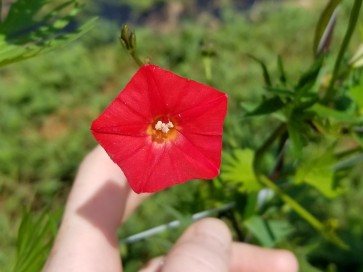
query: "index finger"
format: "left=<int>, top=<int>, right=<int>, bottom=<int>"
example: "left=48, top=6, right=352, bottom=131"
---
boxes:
left=44, top=145, right=150, bottom=272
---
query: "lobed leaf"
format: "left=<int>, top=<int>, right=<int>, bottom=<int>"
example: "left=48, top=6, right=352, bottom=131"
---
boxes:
left=221, top=149, right=262, bottom=193
left=295, top=145, right=344, bottom=198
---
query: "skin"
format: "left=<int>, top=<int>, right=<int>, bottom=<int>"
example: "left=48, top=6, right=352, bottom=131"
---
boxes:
left=43, top=145, right=299, bottom=272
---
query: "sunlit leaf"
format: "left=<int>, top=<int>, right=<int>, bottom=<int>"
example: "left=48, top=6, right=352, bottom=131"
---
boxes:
left=310, top=103, right=363, bottom=124
left=221, top=149, right=262, bottom=193
left=349, top=79, right=363, bottom=113
left=12, top=210, right=59, bottom=272
left=350, top=44, right=363, bottom=67
left=0, top=0, right=96, bottom=67
left=295, top=145, right=344, bottom=198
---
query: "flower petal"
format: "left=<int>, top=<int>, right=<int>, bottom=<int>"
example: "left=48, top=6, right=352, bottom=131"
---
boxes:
left=143, top=65, right=226, bottom=115
left=176, top=94, right=228, bottom=136
left=91, top=97, right=149, bottom=137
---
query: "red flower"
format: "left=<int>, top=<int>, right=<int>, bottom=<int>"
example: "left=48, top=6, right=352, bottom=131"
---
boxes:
left=91, top=64, right=228, bottom=193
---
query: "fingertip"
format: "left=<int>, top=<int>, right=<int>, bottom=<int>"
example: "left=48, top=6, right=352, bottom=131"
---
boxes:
left=163, top=218, right=232, bottom=272
left=139, top=256, right=165, bottom=272
left=231, top=243, right=299, bottom=272
left=192, top=218, right=232, bottom=243
left=272, top=250, right=299, bottom=272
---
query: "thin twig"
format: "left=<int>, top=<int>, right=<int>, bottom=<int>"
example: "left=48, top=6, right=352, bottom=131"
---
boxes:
left=120, top=202, right=235, bottom=244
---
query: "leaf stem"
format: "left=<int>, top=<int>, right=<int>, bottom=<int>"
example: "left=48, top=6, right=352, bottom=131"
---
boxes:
left=323, top=0, right=363, bottom=102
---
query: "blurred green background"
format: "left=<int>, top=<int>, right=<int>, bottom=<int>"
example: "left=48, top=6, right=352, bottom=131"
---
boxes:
left=1, top=0, right=363, bottom=271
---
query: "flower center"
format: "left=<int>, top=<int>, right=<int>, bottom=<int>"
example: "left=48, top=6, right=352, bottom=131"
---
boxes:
left=147, top=118, right=178, bottom=144
left=154, top=120, right=174, bottom=133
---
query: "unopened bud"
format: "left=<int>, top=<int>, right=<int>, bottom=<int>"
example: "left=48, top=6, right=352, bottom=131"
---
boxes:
left=120, top=24, right=137, bottom=51
left=200, top=39, right=216, bottom=58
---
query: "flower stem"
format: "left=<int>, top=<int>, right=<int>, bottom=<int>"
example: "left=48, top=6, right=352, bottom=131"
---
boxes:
left=323, top=0, right=363, bottom=103
left=252, top=123, right=348, bottom=248
left=130, top=50, right=144, bottom=67
left=203, top=56, right=213, bottom=84
left=258, top=175, right=348, bottom=249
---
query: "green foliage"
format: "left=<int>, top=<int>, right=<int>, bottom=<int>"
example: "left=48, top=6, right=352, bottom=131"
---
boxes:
left=0, top=0, right=96, bottom=67
left=221, top=149, right=261, bottom=193
left=244, top=215, right=293, bottom=248
left=295, top=144, right=343, bottom=198
left=12, top=210, right=59, bottom=272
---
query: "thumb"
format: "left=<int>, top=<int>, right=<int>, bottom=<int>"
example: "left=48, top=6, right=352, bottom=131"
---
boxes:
left=162, top=218, right=232, bottom=272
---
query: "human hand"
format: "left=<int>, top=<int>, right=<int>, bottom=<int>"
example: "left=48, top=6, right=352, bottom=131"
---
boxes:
left=43, top=146, right=298, bottom=272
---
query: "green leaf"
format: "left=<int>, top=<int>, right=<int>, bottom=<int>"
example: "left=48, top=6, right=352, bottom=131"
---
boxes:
left=295, top=57, right=324, bottom=95
left=12, top=210, right=59, bottom=272
left=259, top=176, right=348, bottom=249
left=287, top=120, right=305, bottom=158
left=246, top=96, right=285, bottom=116
left=323, top=0, right=363, bottom=102
left=0, top=0, right=50, bottom=35
left=242, top=193, right=259, bottom=219
left=0, top=0, right=97, bottom=67
left=350, top=44, right=363, bottom=68
left=353, top=132, right=363, bottom=148
left=221, top=149, right=262, bottom=193
left=244, top=216, right=293, bottom=248
left=349, top=79, right=363, bottom=113
left=295, top=247, right=324, bottom=272
left=265, top=87, right=295, bottom=97
left=295, top=145, right=343, bottom=198
left=313, top=0, right=341, bottom=56
left=277, top=55, right=287, bottom=85
left=247, top=54, right=272, bottom=87
left=310, top=103, right=363, bottom=124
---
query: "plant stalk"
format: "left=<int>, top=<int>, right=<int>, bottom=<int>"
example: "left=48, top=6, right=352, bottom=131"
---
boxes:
left=323, top=0, right=363, bottom=102
left=258, top=175, right=348, bottom=248
left=130, top=50, right=144, bottom=67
